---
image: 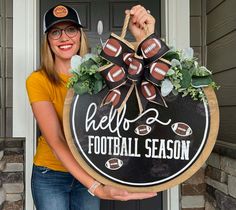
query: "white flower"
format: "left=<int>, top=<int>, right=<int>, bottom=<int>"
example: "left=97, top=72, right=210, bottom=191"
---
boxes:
left=161, top=79, right=174, bottom=97
left=71, top=55, right=82, bottom=70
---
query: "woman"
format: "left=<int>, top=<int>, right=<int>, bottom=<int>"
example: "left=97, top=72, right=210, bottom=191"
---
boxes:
left=26, top=4, right=157, bottom=210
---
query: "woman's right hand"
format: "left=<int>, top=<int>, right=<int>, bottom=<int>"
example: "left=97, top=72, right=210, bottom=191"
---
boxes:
left=95, top=184, right=157, bottom=201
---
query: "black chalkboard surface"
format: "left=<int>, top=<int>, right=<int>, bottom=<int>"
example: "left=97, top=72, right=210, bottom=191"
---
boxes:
left=63, top=87, right=219, bottom=192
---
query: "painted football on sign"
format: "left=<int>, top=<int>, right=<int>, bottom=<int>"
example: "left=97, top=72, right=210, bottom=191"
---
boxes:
left=150, top=62, right=170, bottom=81
left=103, top=38, right=122, bottom=57
left=141, top=38, right=161, bottom=59
left=141, top=81, right=156, bottom=101
left=106, top=65, right=125, bottom=83
left=134, top=124, right=152, bottom=136
left=171, top=122, right=193, bottom=137
left=105, top=158, right=123, bottom=170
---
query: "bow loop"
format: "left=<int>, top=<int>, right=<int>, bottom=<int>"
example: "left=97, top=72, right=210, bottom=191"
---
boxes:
left=145, top=58, right=172, bottom=86
left=99, top=63, right=127, bottom=90
left=127, top=55, right=144, bottom=81
left=137, top=33, right=170, bottom=64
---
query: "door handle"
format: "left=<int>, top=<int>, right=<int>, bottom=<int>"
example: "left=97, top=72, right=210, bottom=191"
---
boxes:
left=97, top=20, right=103, bottom=35
left=97, top=20, right=104, bottom=46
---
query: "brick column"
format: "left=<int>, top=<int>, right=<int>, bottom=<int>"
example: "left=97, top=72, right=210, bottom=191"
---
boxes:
left=205, top=153, right=236, bottom=209
left=181, top=166, right=206, bottom=210
left=0, top=139, right=6, bottom=209
left=1, top=138, right=24, bottom=210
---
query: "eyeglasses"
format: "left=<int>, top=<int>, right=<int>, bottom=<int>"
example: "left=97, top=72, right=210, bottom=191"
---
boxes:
left=48, top=25, right=80, bottom=40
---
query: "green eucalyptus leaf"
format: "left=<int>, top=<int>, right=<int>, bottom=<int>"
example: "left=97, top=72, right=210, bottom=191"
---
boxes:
left=180, top=68, right=191, bottom=88
left=172, top=89, right=179, bottom=96
left=161, top=79, right=173, bottom=97
left=79, top=74, right=90, bottom=80
left=81, top=58, right=97, bottom=69
left=73, top=82, right=90, bottom=95
left=193, top=66, right=212, bottom=77
left=94, top=72, right=103, bottom=80
left=70, top=68, right=80, bottom=75
left=182, top=47, right=194, bottom=60
left=166, top=68, right=175, bottom=76
left=191, top=76, right=213, bottom=88
left=171, top=59, right=182, bottom=69
left=163, top=51, right=180, bottom=61
left=71, top=55, right=82, bottom=69
left=93, top=80, right=103, bottom=94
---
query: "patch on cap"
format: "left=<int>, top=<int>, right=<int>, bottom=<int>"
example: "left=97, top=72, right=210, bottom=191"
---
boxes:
left=53, top=5, right=68, bottom=18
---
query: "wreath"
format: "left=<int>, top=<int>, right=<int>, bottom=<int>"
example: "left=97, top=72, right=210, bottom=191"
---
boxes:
left=67, top=46, right=218, bottom=101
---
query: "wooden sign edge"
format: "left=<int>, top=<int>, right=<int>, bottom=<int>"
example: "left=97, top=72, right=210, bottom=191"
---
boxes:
left=63, top=87, right=219, bottom=192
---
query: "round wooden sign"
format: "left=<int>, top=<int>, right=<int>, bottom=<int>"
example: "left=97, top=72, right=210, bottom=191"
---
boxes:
left=63, top=87, right=219, bottom=192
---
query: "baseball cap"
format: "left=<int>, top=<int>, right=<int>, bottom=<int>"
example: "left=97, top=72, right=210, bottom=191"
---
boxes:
left=43, top=4, right=83, bottom=33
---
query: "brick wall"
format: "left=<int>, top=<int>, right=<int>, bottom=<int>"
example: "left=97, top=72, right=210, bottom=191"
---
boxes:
left=0, top=138, right=24, bottom=210
left=205, top=153, right=236, bottom=209
left=181, top=167, right=206, bottom=210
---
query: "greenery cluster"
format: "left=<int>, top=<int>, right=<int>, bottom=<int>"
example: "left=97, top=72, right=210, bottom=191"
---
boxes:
left=162, top=48, right=219, bottom=101
left=67, top=47, right=108, bottom=95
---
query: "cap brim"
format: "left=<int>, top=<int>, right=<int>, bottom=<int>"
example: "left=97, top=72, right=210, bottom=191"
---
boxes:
left=44, top=19, right=83, bottom=33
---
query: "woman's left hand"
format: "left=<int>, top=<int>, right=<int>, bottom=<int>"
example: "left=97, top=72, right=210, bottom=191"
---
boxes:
left=126, top=5, right=156, bottom=42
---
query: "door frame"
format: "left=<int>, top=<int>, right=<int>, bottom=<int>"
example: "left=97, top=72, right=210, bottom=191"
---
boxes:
left=13, top=0, right=189, bottom=209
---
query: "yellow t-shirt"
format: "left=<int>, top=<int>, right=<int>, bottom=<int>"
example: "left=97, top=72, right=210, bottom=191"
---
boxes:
left=26, top=69, right=70, bottom=172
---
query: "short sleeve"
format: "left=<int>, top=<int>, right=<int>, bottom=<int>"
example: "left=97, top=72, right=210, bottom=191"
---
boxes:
left=26, top=71, right=51, bottom=103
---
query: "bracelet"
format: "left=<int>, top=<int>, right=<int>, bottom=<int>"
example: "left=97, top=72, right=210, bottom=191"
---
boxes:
left=88, top=181, right=101, bottom=196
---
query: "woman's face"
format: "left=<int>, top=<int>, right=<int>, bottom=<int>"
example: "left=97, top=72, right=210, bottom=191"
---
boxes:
left=47, top=22, right=81, bottom=62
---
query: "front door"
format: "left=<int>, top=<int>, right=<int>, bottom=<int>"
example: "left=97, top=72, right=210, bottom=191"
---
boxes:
left=40, top=1, right=162, bottom=209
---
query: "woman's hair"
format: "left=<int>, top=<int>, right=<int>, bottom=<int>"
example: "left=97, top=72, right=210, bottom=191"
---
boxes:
left=40, top=28, right=89, bottom=85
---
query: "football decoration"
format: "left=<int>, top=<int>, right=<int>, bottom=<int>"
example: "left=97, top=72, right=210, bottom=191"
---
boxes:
left=123, top=53, right=133, bottom=66
left=171, top=122, right=193, bottom=137
left=104, top=89, right=121, bottom=107
left=150, top=61, right=170, bottom=81
left=134, top=124, right=152, bottom=136
left=105, top=158, right=123, bottom=170
left=141, top=38, right=161, bottom=59
left=106, top=65, right=125, bottom=83
left=141, top=81, right=157, bottom=101
left=103, top=38, right=122, bottom=57
left=64, top=14, right=219, bottom=193
left=128, top=58, right=143, bottom=76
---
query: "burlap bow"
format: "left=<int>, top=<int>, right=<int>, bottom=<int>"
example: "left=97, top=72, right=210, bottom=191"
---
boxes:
left=99, top=14, right=171, bottom=114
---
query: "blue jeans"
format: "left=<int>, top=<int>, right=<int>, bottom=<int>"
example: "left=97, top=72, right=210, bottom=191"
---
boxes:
left=31, top=165, right=100, bottom=210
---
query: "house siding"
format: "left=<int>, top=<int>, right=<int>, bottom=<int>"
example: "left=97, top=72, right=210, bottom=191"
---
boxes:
left=182, top=0, right=236, bottom=209
left=205, top=0, right=236, bottom=209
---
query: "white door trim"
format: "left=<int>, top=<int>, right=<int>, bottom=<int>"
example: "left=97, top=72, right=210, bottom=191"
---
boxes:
left=163, top=0, right=190, bottom=49
left=13, top=0, right=39, bottom=209
left=13, top=0, right=189, bottom=209
left=162, top=1, right=189, bottom=209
